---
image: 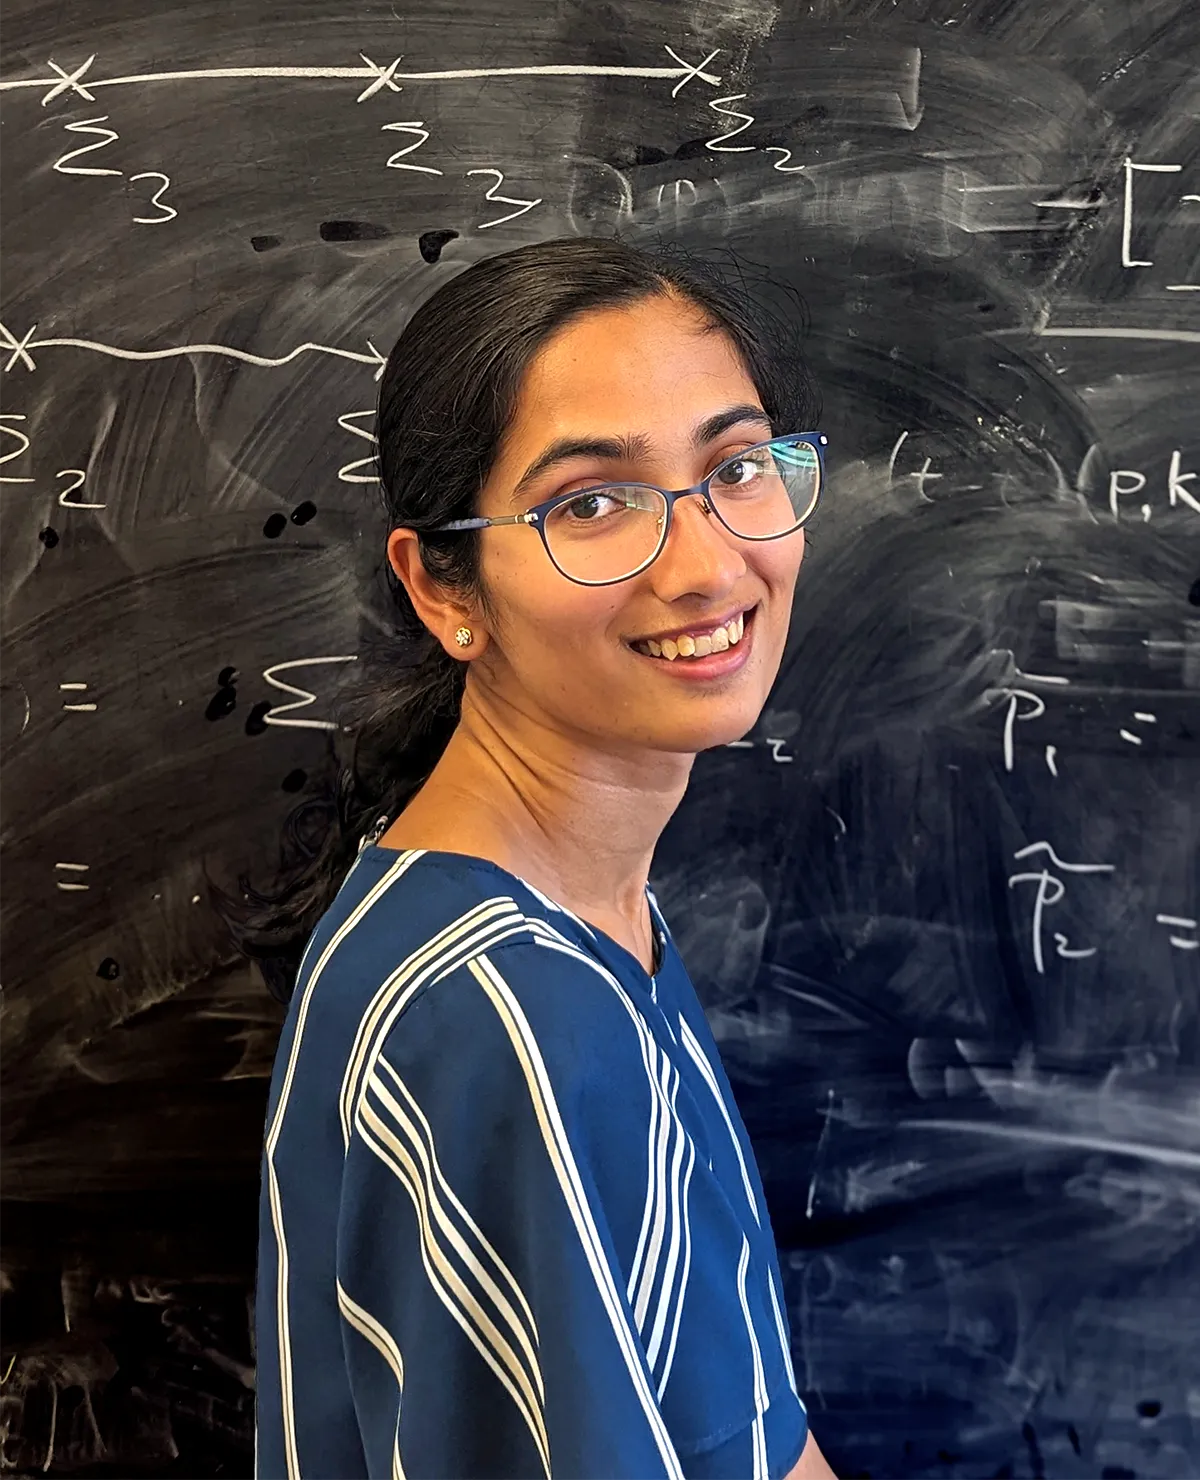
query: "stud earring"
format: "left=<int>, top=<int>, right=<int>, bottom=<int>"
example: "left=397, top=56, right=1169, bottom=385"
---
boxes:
left=454, top=626, right=473, bottom=648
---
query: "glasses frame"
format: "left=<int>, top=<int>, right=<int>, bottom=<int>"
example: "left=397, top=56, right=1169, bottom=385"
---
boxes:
left=417, top=431, right=828, bottom=587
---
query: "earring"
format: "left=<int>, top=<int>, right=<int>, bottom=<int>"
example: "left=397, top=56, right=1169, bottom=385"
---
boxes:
left=454, top=626, right=473, bottom=648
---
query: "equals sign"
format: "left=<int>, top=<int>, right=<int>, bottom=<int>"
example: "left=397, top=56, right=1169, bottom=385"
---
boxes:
left=1156, top=914, right=1198, bottom=950
left=60, top=682, right=96, bottom=712
left=1119, top=711, right=1156, bottom=745
left=55, top=862, right=90, bottom=891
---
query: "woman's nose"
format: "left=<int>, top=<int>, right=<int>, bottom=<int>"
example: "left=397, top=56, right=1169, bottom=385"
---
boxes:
left=655, top=489, right=745, bottom=589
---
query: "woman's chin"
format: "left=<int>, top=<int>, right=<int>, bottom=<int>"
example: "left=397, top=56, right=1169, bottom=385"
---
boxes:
left=634, top=703, right=767, bottom=756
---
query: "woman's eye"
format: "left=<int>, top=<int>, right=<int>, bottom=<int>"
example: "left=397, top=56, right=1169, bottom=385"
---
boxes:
left=714, top=452, right=764, bottom=487
left=564, top=490, right=615, bottom=520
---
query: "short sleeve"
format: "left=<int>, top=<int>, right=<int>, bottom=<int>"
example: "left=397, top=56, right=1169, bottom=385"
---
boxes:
left=335, top=935, right=806, bottom=1479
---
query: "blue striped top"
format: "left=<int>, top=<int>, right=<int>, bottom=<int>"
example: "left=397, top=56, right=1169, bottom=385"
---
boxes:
left=255, top=842, right=807, bottom=1479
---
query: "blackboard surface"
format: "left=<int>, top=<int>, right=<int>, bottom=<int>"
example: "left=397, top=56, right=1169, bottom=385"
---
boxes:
left=2, top=1, right=1197, bottom=1475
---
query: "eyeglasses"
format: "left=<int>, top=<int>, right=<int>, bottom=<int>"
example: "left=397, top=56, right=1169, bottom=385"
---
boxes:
left=416, top=432, right=826, bottom=587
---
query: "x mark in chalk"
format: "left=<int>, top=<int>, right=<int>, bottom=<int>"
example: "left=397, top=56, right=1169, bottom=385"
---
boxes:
left=664, top=45, right=722, bottom=97
left=0, top=322, right=38, bottom=373
left=357, top=54, right=404, bottom=102
left=41, top=55, right=98, bottom=105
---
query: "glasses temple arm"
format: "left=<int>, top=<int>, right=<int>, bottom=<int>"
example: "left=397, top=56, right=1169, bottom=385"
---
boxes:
left=427, top=512, right=535, bottom=532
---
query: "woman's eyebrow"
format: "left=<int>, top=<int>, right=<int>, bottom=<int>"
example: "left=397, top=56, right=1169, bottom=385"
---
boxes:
left=693, top=403, right=773, bottom=446
left=509, top=403, right=771, bottom=501
left=511, top=432, right=652, bottom=500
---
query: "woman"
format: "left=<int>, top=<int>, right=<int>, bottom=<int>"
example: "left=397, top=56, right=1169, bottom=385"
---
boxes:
left=253, top=237, right=836, bottom=1479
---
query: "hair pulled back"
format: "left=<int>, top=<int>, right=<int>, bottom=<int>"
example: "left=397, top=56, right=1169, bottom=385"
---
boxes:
left=224, top=236, right=818, bottom=1001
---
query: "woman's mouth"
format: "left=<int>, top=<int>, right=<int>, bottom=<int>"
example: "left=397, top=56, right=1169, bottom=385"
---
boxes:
left=632, top=609, right=745, bottom=660
left=627, top=607, right=756, bottom=679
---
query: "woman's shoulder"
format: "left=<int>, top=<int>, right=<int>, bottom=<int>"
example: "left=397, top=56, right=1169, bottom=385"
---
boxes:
left=295, top=844, right=619, bottom=1028
left=305, top=846, right=653, bottom=1102
left=313, top=843, right=542, bottom=968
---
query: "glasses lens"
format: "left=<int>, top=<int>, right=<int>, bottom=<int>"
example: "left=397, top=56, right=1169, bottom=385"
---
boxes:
left=708, top=439, right=821, bottom=538
left=543, top=486, right=668, bottom=583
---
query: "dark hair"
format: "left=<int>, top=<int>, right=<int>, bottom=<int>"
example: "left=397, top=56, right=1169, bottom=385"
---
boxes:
left=223, top=236, right=819, bottom=1002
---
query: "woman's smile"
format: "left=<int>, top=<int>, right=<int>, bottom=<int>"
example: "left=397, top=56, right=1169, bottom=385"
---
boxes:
left=626, top=604, right=757, bottom=680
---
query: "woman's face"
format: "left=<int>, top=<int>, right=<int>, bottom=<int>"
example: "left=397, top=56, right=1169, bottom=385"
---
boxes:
left=467, top=293, right=807, bottom=757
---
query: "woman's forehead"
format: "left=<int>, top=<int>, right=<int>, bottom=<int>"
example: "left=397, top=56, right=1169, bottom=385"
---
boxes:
left=506, top=301, right=757, bottom=446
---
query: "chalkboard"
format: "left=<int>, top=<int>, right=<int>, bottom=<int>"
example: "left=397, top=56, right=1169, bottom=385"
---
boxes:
left=2, top=1, right=1197, bottom=1475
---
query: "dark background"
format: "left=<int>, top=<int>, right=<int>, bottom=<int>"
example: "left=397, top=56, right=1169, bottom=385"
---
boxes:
left=2, top=1, right=1198, bottom=1474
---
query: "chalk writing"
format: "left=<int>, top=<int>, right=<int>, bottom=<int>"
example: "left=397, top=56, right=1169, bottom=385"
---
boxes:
left=0, top=414, right=33, bottom=482
left=984, top=660, right=1068, bottom=773
left=1155, top=914, right=1198, bottom=951
left=1107, top=451, right=1198, bottom=519
left=129, top=170, right=176, bottom=223
left=706, top=94, right=756, bottom=153
left=336, top=412, right=378, bottom=483
left=1007, top=842, right=1115, bottom=974
left=261, top=655, right=358, bottom=731
left=54, top=862, right=90, bottom=892
left=382, top=121, right=442, bottom=175
left=724, top=738, right=795, bottom=763
left=663, top=45, right=721, bottom=97
left=53, top=116, right=121, bottom=176
left=57, top=469, right=104, bottom=508
left=466, top=167, right=542, bottom=229
left=888, top=430, right=943, bottom=500
left=0, top=321, right=387, bottom=379
left=1119, top=712, right=1156, bottom=746
left=59, top=682, right=96, bottom=713
left=704, top=90, right=807, bottom=173
left=959, top=179, right=1106, bottom=234
left=50, top=116, right=176, bottom=225
left=0, top=48, right=723, bottom=98
left=40, top=54, right=99, bottom=103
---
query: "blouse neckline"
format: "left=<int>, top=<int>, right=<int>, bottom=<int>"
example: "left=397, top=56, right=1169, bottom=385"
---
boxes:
left=360, top=843, right=668, bottom=983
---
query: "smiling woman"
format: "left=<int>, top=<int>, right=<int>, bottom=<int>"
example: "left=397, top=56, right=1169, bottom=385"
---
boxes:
left=230, top=238, right=836, bottom=1480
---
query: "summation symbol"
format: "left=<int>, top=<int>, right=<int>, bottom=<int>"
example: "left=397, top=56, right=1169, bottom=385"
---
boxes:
left=704, top=90, right=812, bottom=169
left=54, top=116, right=120, bottom=175
left=706, top=95, right=756, bottom=153
left=262, top=655, right=359, bottom=731
left=337, top=411, right=378, bottom=483
left=0, top=416, right=106, bottom=507
left=51, top=112, right=176, bottom=223
left=382, top=121, right=442, bottom=175
left=0, top=414, right=33, bottom=482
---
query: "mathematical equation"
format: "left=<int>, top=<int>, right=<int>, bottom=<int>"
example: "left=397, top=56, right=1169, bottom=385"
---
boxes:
left=889, top=430, right=1199, bottom=523
left=725, top=737, right=795, bottom=763
left=3, top=43, right=728, bottom=235
left=1007, top=841, right=1197, bottom=973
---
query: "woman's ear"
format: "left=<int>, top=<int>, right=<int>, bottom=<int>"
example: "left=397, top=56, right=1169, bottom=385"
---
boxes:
left=386, top=527, right=488, bottom=659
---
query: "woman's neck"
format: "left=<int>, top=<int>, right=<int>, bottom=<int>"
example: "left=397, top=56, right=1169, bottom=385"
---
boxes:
left=380, top=681, right=694, bottom=950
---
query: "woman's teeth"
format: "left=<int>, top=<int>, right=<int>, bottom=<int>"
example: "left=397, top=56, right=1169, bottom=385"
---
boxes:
left=634, top=610, right=746, bottom=661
